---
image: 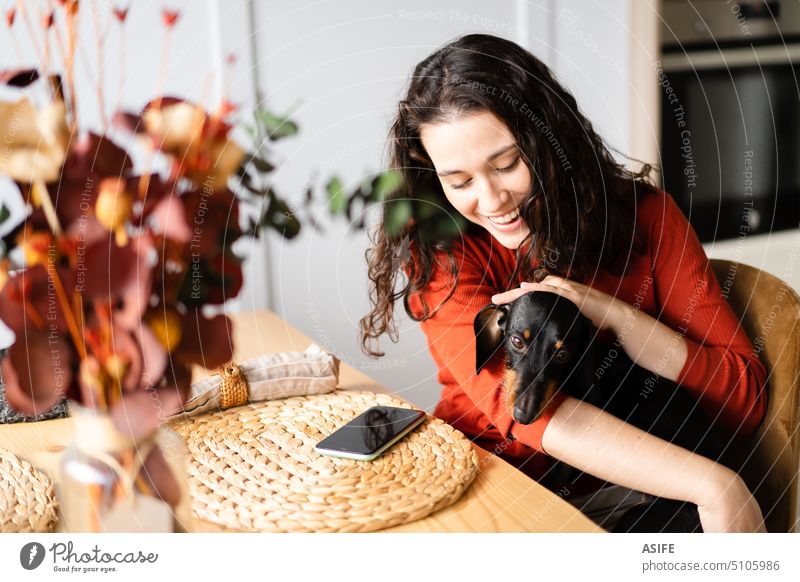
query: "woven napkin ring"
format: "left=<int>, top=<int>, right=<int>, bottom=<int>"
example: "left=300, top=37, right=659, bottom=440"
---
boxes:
left=215, top=361, right=249, bottom=409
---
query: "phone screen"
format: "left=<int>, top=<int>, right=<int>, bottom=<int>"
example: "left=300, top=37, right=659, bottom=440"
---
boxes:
left=315, top=406, right=425, bottom=456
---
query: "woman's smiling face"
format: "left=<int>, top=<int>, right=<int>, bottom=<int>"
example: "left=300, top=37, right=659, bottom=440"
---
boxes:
left=420, top=110, right=532, bottom=249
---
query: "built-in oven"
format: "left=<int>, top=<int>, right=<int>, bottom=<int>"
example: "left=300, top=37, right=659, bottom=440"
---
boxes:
left=659, top=0, right=800, bottom=243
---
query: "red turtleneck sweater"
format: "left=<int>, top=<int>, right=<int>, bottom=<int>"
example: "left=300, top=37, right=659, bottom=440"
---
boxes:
left=407, top=189, right=767, bottom=481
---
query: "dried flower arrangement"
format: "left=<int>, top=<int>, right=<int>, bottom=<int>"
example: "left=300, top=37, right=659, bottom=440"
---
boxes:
left=0, top=1, right=318, bottom=504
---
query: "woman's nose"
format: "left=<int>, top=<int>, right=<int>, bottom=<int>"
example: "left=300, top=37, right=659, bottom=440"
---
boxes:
left=475, top=176, right=509, bottom=213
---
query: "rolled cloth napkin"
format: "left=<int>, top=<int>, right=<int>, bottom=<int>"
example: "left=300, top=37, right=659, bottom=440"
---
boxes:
left=170, top=344, right=340, bottom=419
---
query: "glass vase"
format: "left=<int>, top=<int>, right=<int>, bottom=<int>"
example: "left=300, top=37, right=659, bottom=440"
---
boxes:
left=58, top=402, right=192, bottom=532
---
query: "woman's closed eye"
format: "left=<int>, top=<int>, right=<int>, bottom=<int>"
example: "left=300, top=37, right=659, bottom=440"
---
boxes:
left=494, top=156, right=520, bottom=174
left=449, top=178, right=472, bottom=190
left=448, top=157, right=521, bottom=190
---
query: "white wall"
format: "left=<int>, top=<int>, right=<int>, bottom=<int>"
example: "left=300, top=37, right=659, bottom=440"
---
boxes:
left=551, top=0, right=632, bottom=158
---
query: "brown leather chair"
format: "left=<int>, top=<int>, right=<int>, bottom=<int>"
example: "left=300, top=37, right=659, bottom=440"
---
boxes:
left=710, top=258, right=800, bottom=532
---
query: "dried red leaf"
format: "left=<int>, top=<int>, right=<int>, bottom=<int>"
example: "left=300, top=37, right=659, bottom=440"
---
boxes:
left=140, top=95, right=185, bottom=113
left=150, top=194, right=191, bottom=243
left=161, top=9, right=180, bottom=28
left=129, top=175, right=174, bottom=220
left=108, top=325, right=144, bottom=392
left=26, top=186, right=99, bottom=240
left=0, top=265, right=74, bottom=335
left=208, top=252, right=244, bottom=303
left=218, top=98, right=237, bottom=118
left=82, top=236, right=153, bottom=310
left=5, top=8, right=15, bottom=27
left=61, top=1, right=79, bottom=17
left=112, top=6, right=129, bottom=23
left=175, top=310, right=232, bottom=369
left=1, top=330, right=74, bottom=416
left=14, top=133, right=132, bottom=235
left=115, top=236, right=157, bottom=331
left=139, top=446, right=182, bottom=507
left=42, top=11, right=54, bottom=28
left=62, top=131, right=133, bottom=181
left=203, top=117, right=234, bottom=140
left=111, top=382, right=185, bottom=440
left=181, top=189, right=240, bottom=255
left=111, top=110, right=143, bottom=133
left=135, top=323, right=168, bottom=388
left=177, top=247, right=243, bottom=307
left=0, top=68, right=40, bottom=87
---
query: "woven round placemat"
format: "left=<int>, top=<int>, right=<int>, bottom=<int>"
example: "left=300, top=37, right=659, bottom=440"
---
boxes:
left=169, top=390, right=480, bottom=532
left=0, top=448, right=59, bottom=533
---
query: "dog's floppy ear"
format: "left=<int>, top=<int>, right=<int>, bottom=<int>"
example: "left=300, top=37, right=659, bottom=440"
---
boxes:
left=473, top=303, right=509, bottom=374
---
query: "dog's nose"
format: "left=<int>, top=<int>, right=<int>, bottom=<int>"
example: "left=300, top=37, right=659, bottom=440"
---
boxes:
left=513, top=389, right=540, bottom=424
left=513, top=404, right=537, bottom=425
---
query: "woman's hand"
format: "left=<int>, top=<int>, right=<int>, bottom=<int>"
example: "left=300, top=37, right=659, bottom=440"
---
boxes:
left=696, top=469, right=767, bottom=532
left=491, top=275, right=628, bottom=334
left=543, top=397, right=766, bottom=533
left=492, top=276, right=688, bottom=381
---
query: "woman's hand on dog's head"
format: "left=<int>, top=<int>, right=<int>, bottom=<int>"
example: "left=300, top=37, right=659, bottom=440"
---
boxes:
left=492, top=276, right=627, bottom=333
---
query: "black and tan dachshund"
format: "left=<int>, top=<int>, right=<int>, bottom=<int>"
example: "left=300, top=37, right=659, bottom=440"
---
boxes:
left=474, top=291, right=725, bottom=532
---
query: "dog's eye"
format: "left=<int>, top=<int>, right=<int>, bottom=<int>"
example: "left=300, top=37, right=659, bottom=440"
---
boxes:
left=509, top=336, right=525, bottom=350
left=554, top=349, right=571, bottom=362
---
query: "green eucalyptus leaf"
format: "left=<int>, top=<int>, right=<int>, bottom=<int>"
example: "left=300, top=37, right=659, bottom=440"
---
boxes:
left=434, top=214, right=466, bottom=239
left=242, top=125, right=258, bottom=140
left=326, top=177, right=347, bottom=215
left=384, top=199, right=412, bottom=236
left=0, top=204, right=9, bottom=225
left=248, top=155, right=275, bottom=174
left=371, top=170, right=404, bottom=201
left=255, top=109, right=299, bottom=141
left=237, top=173, right=272, bottom=197
left=259, top=195, right=300, bottom=239
left=413, top=192, right=440, bottom=221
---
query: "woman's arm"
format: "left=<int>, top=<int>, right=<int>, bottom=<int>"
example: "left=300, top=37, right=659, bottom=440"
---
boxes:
left=494, top=279, right=690, bottom=381
left=541, top=396, right=766, bottom=532
left=646, top=191, right=767, bottom=434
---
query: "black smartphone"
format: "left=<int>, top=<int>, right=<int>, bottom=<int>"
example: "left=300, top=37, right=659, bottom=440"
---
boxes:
left=314, top=405, right=426, bottom=461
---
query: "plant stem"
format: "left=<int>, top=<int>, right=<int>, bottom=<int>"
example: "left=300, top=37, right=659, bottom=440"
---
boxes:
left=32, top=180, right=62, bottom=237
left=89, top=0, right=107, bottom=125
left=116, top=14, right=126, bottom=112
left=23, top=299, right=45, bottom=328
left=46, top=260, right=86, bottom=360
left=32, top=182, right=84, bottom=360
left=135, top=473, right=153, bottom=497
left=88, top=482, right=102, bottom=532
left=63, top=1, right=78, bottom=128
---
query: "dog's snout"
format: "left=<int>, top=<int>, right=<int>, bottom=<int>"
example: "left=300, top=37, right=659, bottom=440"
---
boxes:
left=511, top=385, right=543, bottom=424
left=511, top=378, right=560, bottom=425
left=513, top=403, right=538, bottom=425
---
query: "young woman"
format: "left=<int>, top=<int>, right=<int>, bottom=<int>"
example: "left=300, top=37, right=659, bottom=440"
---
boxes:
left=360, top=34, right=766, bottom=532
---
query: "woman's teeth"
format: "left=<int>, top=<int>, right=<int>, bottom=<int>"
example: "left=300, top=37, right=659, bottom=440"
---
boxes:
left=487, top=209, right=520, bottom=225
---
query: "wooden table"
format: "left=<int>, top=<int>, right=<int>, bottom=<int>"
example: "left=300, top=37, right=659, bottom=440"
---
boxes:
left=0, top=310, right=601, bottom=533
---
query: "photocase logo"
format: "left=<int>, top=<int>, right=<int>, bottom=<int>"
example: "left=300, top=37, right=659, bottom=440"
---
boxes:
left=19, top=542, right=46, bottom=570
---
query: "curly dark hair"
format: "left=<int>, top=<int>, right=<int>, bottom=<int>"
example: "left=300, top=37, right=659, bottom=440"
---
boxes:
left=360, top=33, right=656, bottom=358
